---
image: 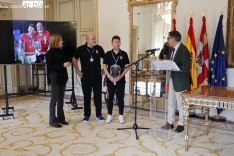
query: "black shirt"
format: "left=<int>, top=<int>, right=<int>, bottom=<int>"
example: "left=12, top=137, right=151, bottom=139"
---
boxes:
left=103, top=49, right=130, bottom=83
left=159, top=44, right=170, bottom=59
left=46, top=48, right=68, bottom=85
left=74, top=43, right=105, bottom=79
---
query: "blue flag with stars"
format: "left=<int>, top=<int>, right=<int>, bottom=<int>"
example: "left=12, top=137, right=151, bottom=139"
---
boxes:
left=209, top=15, right=227, bottom=115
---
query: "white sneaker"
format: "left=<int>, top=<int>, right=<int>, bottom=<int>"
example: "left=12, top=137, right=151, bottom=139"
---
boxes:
left=118, top=115, right=125, bottom=124
left=106, top=114, right=112, bottom=123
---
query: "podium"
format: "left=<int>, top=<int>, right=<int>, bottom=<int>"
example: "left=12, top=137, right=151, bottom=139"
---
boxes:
left=149, top=60, right=179, bottom=140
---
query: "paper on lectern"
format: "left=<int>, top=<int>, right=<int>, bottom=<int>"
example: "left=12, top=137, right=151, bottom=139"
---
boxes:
left=151, top=60, right=180, bottom=71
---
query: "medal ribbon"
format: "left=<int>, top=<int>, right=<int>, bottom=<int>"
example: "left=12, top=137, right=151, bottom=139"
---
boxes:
left=87, top=47, right=94, bottom=59
left=111, top=50, right=121, bottom=64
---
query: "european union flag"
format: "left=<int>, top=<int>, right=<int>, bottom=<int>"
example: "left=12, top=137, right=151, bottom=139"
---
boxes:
left=209, top=15, right=227, bottom=115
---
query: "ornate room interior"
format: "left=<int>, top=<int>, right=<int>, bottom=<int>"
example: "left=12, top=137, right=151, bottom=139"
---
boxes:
left=0, top=0, right=234, bottom=155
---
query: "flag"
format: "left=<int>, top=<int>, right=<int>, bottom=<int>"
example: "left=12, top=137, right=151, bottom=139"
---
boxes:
left=172, top=18, right=176, bottom=31
left=196, top=16, right=209, bottom=86
left=208, top=15, right=227, bottom=115
left=185, top=17, right=198, bottom=89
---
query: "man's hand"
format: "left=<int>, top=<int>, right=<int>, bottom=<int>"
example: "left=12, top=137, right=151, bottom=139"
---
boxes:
left=76, top=70, right=83, bottom=78
left=109, top=76, right=116, bottom=83
left=115, top=75, right=122, bottom=83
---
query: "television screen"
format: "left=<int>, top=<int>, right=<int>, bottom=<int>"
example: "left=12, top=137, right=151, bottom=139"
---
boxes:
left=0, top=20, right=15, bottom=64
left=0, top=20, right=77, bottom=64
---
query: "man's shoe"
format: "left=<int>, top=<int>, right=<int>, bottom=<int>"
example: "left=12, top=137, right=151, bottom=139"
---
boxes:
left=96, top=115, right=105, bottom=122
left=60, top=121, right=69, bottom=125
left=161, top=122, right=174, bottom=130
left=118, top=115, right=125, bottom=124
left=83, top=116, right=90, bottom=122
left=51, top=124, right=62, bottom=128
left=174, top=125, right=184, bottom=133
left=106, top=115, right=113, bottom=123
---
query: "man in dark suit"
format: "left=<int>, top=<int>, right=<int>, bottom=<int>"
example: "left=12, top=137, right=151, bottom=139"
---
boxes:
left=161, top=31, right=192, bottom=133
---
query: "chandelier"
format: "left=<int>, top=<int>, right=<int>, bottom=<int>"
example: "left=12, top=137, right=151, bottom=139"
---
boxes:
left=156, top=2, right=171, bottom=17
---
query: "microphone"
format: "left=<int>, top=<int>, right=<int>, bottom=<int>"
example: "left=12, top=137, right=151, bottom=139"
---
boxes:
left=145, top=48, right=160, bottom=52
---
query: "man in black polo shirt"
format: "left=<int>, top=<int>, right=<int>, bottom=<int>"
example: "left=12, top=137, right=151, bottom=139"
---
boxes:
left=103, top=35, right=130, bottom=124
left=72, top=34, right=105, bottom=122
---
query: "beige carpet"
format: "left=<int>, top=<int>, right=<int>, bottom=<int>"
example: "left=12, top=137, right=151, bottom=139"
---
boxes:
left=0, top=95, right=234, bottom=156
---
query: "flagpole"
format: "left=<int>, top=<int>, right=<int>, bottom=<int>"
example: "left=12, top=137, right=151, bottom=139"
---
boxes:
left=209, top=10, right=226, bottom=123
left=195, top=11, right=207, bottom=120
left=187, top=14, right=196, bottom=117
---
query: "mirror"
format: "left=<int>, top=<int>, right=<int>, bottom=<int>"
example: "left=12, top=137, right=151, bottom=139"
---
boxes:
left=129, top=0, right=177, bottom=73
left=128, top=0, right=177, bottom=109
left=0, top=2, right=12, bottom=20
left=226, top=0, right=234, bottom=67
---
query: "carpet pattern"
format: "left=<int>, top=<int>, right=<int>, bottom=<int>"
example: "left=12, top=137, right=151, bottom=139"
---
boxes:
left=0, top=95, right=234, bottom=156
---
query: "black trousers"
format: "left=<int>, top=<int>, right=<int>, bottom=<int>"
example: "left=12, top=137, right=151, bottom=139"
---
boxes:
left=107, top=81, right=125, bottom=115
left=81, top=78, right=102, bottom=117
left=49, top=73, right=66, bottom=126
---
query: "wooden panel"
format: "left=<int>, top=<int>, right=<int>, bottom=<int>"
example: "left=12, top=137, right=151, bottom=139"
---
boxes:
left=80, top=35, right=87, bottom=45
left=58, top=1, right=75, bottom=21
left=0, top=8, right=9, bottom=19
left=79, top=0, right=94, bottom=31
left=44, top=0, right=55, bottom=20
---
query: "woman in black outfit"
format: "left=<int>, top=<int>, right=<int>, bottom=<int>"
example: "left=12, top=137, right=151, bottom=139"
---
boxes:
left=46, top=34, right=71, bottom=128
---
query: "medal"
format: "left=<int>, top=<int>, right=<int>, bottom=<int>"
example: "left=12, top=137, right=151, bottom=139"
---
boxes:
left=87, top=47, right=95, bottom=62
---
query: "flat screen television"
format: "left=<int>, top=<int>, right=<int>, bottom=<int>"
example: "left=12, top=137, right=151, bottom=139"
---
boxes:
left=0, top=20, right=77, bottom=64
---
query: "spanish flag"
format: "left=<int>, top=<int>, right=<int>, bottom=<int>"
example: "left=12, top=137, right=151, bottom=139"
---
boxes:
left=185, top=17, right=198, bottom=89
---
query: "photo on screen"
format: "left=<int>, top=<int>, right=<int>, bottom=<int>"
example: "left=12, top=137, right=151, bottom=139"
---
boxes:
left=12, top=20, right=77, bottom=64
left=0, top=20, right=76, bottom=64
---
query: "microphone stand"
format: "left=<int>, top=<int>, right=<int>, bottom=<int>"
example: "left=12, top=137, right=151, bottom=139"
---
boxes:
left=65, top=64, right=83, bottom=112
left=117, top=50, right=157, bottom=140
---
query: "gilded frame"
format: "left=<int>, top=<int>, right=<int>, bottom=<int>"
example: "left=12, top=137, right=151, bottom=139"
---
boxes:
left=226, top=0, right=234, bottom=67
left=128, top=0, right=178, bottom=70
left=0, top=2, right=12, bottom=19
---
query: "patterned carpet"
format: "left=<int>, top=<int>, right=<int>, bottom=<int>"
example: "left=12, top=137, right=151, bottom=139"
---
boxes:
left=0, top=95, right=234, bottom=156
